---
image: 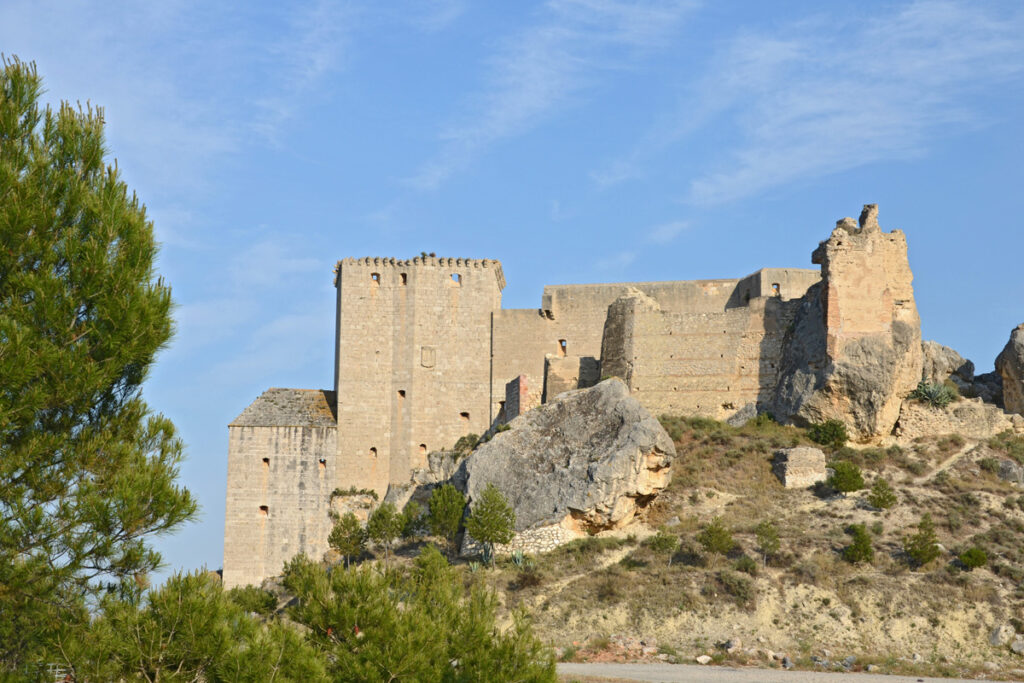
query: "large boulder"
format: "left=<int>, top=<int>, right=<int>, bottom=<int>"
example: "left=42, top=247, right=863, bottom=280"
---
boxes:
left=921, top=341, right=974, bottom=392
left=996, top=324, right=1024, bottom=415
left=462, top=378, right=674, bottom=535
left=771, top=205, right=922, bottom=440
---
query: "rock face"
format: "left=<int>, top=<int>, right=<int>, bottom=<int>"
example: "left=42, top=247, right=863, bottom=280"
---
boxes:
left=921, top=341, right=974, bottom=392
left=772, top=447, right=827, bottom=488
left=772, top=205, right=922, bottom=440
left=996, top=324, right=1024, bottom=415
left=462, top=378, right=674, bottom=536
left=895, top=397, right=1024, bottom=441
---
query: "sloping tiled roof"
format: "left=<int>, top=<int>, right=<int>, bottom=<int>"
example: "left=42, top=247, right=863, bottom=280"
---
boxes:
left=230, top=388, right=337, bottom=427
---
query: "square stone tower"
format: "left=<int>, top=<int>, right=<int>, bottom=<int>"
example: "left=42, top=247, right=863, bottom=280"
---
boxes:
left=333, top=256, right=505, bottom=495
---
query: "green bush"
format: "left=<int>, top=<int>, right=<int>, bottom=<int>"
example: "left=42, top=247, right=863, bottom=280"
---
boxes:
left=909, top=381, right=957, bottom=408
left=367, top=503, right=404, bottom=568
left=734, top=555, right=759, bottom=576
left=647, top=530, right=680, bottom=565
left=427, top=483, right=466, bottom=558
left=697, top=517, right=735, bottom=556
left=866, top=477, right=897, bottom=509
left=715, top=570, right=755, bottom=607
left=904, top=513, right=941, bottom=568
left=828, top=461, right=865, bottom=495
left=808, top=420, right=848, bottom=449
left=225, top=585, right=277, bottom=616
left=959, top=547, right=988, bottom=570
left=452, top=433, right=479, bottom=457
left=752, top=412, right=778, bottom=428
left=842, top=524, right=874, bottom=564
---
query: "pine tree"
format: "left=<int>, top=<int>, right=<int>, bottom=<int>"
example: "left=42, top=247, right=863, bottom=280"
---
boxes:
left=329, top=513, right=367, bottom=567
left=428, top=483, right=466, bottom=558
left=0, top=57, right=196, bottom=671
left=465, top=483, right=516, bottom=564
left=842, top=524, right=874, bottom=564
left=754, top=520, right=780, bottom=567
left=367, top=503, right=403, bottom=568
left=904, top=513, right=941, bottom=568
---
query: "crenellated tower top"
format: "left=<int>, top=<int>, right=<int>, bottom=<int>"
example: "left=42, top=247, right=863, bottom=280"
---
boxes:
left=333, top=256, right=505, bottom=290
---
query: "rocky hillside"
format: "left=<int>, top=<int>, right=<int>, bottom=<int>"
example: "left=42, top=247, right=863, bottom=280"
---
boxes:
left=471, top=412, right=1024, bottom=680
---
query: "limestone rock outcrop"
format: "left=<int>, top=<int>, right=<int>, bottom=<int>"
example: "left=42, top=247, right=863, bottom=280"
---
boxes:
left=921, top=341, right=974, bottom=392
left=771, top=205, right=922, bottom=440
left=895, top=397, right=1024, bottom=441
left=996, top=324, right=1024, bottom=415
left=462, top=378, right=674, bottom=535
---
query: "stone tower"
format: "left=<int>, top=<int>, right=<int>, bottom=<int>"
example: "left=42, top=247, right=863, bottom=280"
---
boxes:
left=332, top=256, right=505, bottom=495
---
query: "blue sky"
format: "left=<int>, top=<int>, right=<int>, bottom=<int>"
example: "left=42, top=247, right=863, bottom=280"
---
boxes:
left=3, top=0, right=1023, bottom=579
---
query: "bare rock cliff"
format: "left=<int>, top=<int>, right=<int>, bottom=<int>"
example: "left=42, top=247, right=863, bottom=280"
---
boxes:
left=462, top=378, right=674, bottom=534
left=772, top=205, right=922, bottom=440
left=996, top=323, right=1024, bottom=415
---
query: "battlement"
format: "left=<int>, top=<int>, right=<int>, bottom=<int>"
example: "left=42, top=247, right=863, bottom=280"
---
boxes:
left=334, top=256, right=505, bottom=290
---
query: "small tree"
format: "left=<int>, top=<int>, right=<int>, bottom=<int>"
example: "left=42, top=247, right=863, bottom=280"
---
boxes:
left=647, top=530, right=680, bottom=566
left=959, top=547, right=987, bottom=571
left=867, top=477, right=897, bottom=509
left=808, top=420, right=848, bottom=449
left=828, top=461, right=865, bottom=495
left=842, top=524, right=874, bottom=564
left=904, top=513, right=941, bottom=569
left=401, top=501, right=424, bottom=539
left=367, top=503, right=404, bottom=569
left=754, top=520, right=780, bottom=567
left=696, top=517, right=735, bottom=558
left=329, top=513, right=367, bottom=568
left=466, top=484, right=516, bottom=565
left=428, top=484, right=466, bottom=558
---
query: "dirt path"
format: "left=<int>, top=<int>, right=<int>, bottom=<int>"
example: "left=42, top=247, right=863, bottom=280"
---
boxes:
left=558, top=662, right=1019, bottom=682
left=912, top=444, right=974, bottom=485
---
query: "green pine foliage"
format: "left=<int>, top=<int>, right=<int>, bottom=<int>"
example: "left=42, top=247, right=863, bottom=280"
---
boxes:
left=867, top=477, right=898, bottom=509
left=466, top=483, right=516, bottom=564
left=428, top=483, right=467, bottom=558
left=842, top=524, right=874, bottom=564
left=282, top=548, right=556, bottom=682
left=0, top=57, right=196, bottom=670
left=367, top=503, right=404, bottom=568
left=959, top=547, right=988, bottom=570
left=329, top=512, right=368, bottom=567
left=808, top=420, right=849, bottom=449
left=754, top=520, right=780, bottom=566
left=828, top=461, right=865, bottom=495
left=647, top=530, right=680, bottom=566
left=904, top=513, right=942, bottom=568
left=697, top=517, right=735, bottom=556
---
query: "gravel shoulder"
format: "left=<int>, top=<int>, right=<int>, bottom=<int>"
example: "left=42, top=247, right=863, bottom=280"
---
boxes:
left=557, top=662, right=1021, bottom=682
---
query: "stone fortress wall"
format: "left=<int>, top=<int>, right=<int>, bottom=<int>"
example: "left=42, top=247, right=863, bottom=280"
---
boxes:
left=223, top=205, right=941, bottom=588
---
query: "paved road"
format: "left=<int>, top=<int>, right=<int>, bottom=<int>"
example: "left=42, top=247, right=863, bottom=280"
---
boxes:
left=557, top=662, right=1021, bottom=682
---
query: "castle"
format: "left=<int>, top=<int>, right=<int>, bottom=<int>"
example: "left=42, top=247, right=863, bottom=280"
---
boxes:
left=223, top=205, right=922, bottom=588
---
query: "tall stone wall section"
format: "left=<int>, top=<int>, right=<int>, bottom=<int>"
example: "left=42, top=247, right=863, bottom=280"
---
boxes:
left=334, top=257, right=504, bottom=496
left=223, top=423, right=336, bottom=589
left=601, top=289, right=803, bottom=420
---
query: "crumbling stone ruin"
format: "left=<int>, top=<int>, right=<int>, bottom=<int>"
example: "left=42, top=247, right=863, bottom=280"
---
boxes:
left=223, top=205, right=1024, bottom=587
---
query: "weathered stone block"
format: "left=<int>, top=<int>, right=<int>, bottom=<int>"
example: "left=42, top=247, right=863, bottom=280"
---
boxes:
left=772, top=447, right=827, bottom=488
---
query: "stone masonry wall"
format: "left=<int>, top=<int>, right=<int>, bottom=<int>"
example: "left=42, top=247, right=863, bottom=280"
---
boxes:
left=601, top=290, right=803, bottom=420
left=504, top=374, right=540, bottom=422
left=544, top=354, right=601, bottom=401
left=223, top=424, right=336, bottom=589
left=335, top=257, right=503, bottom=495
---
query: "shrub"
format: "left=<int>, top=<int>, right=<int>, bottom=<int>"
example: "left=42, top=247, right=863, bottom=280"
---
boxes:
left=697, top=518, right=735, bottom=556
left=329, top=512, right=368, bottom=567
left=401, top=501, right=424, bottom=538
left=867, top=477, right=897, bottom=509
left=734, top=555, right=759, bottom=576
left=752, top=412, right=778, bottom=428
left=808, top=420, right=848, bottom=449
left=828, top=461, right=865, bottom=495
left=842, top=524, right=874, bottom=564
left=715, top=570, right=755, bottom=607
left=367, top=503, right=404, bottom=568
left=904, top=513, right=941, bottom=569
left=909, top=381, right=957, bottom=408
left=452, top=433, right=479, bottom=457
left=754, top=520, right=780, bottom=566
left=465, top=483, right=516, bottom=564
left=959, top=547, right=988, bottom=570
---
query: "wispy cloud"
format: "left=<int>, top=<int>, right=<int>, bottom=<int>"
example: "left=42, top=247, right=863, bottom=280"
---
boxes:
left=408, top=0, right=697, bottom=190
left=645, top=220, right=688, bottom=244
left=596, top=249, right=637, bottom=270
left=597, top=0, right=1024, bottom=205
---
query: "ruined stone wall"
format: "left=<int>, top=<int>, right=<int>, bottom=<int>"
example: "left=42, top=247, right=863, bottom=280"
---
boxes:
left=504, top=374, right=541, bottom=422
left=601, top=290, right=802, bottom=420
left=491, top=309, right=563, bottom=420
left=223, top=424, right=336, bottom=589
left=335, top=257, right=503, bottom=495
left=543, top=355, right=600, bottom=401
